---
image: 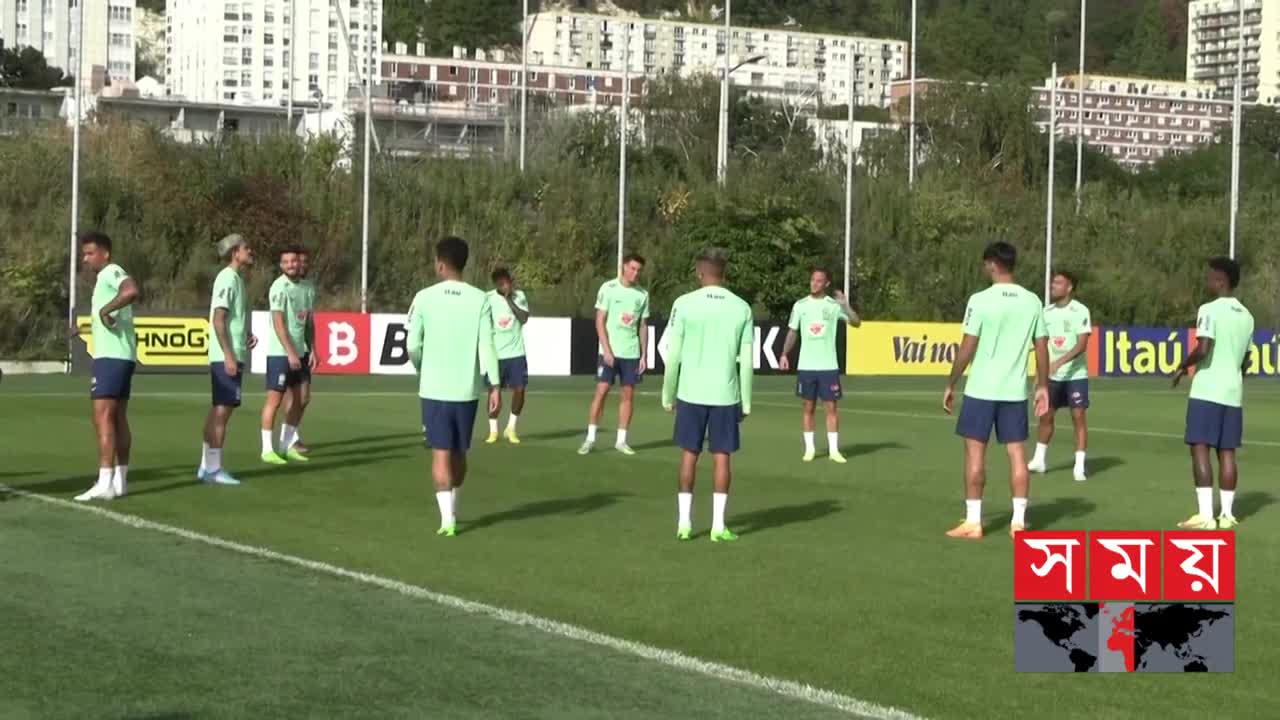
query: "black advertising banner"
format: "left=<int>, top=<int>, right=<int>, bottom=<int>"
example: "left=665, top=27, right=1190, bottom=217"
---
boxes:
left=569, top=318, right=846, bottom=375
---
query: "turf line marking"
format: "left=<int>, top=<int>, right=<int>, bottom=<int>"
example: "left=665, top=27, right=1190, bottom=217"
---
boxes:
left=0, top=485, right=926, bottom=720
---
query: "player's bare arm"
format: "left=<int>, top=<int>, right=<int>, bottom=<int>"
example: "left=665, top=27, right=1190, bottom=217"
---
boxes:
left=833, top=291, right=862, bottom=328
left=213, top=307, right=238, bottom=376
left=1172, top=337, right=1214, bottom=388
left=1032, top=337, right=1051, bottom=417
left=779, top=328, right=798, bottom=371
left=638, top=319, right=649, bottom=374
left=595, top=309, right=615, bottom=366
left=1049, top=330, right=1090, bottom=375
left=99, top=277, right=140, bottom=329
left=505, top=294, right=530, bottom=325
left=943, top=334, right=979, bottom=414
left=306, top=312, right=318, bottom=370
left=273, top=310, right=302, bottom=370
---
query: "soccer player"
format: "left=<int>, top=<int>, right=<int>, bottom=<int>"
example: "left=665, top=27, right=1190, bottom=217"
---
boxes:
left=1171, top=257, right=1254, bottom=530
left=260, top=245, right=315, bottom=464
left=197, top=234, right=257, bottom=486
left=1028, top=270, right=1092, bottom=482
left=75, top=231, right=139, bottom=501
left=579, top=254, right=650, bottom=455
left=662, top=249, right=754, bottom=542
left=407, top=236, right=501, bottom=537
left=779, top=269, right=862, bottom=463
left=942, top=242, right=1049, bottom=540
left=281, top=248, right=317, bottom=454
left=485, top=267, right=530, bottom=444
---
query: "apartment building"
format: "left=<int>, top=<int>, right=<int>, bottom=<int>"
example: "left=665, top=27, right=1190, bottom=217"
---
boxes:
left=165, top=0, right=382, bottom=105
left=1186, top=0, right=1280, bottom=105
left=1, top=0, right=137, bottom=91
left=382, top=51, right=645, bottom=108
left=1037, top=74, right=1233, bottom=168
left=525, top=10, right=906, bottom=109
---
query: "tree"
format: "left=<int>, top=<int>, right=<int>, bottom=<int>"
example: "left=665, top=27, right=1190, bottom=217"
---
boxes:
left=0, top=47, right=72, bottom=90
left=1116, top=0, right=1173, bottom=77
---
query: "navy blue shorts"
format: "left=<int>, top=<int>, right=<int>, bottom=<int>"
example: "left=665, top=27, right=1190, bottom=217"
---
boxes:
left=673, top=401, right=742, bottom=455
left=210, top=362, right=245, bottom=407
left=597, top=356, right=643, bottom=387
left=421, top=398, right=479, bottom=452
left=265, top=356, right=306, bottom=392
left=299, top=353, right=312, bottom=384
left=1185, top=399, right=1243, bottom=450
left=796, top=370, right=843, bottom=402
left=90, top=358, right=136, bottom=400
left=1049, top=379, right=1090, bottom=410
left=956, top=396, right=1028, bottom=444
left=499, top=356, right=529, bottom=389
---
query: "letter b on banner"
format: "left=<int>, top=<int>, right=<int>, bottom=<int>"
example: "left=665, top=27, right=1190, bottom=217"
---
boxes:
left=314, top=312, right=370, bottom=374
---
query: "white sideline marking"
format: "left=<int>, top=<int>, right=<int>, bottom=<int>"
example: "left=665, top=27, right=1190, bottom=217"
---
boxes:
left=0, top=485, right=926, bottom=720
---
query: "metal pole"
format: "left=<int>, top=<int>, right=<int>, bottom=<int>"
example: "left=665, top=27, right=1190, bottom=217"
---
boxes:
left=360, top=0, right=373, bottom=313
left=844, top=57, right=855, bottom=300
left=520, top=0, right=529, bottom=172
left=1074, top=0, right=1086, bottom=214
left=67, top=0, right=85, bottom=372
left=1046, top=63, right=1057, bottom=305
left=617, top=22, right=630, bottom=274
left=908, top=0, right=917, bottom=188
left=287, top=0, right=296, bottom=133
left=717, top=0, right=731, bottom=185
left=1229, top=2, right=1245, bottom=259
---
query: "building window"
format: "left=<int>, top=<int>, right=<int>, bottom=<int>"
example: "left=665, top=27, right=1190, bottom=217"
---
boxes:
left=265, top=33, right=275, bottom=45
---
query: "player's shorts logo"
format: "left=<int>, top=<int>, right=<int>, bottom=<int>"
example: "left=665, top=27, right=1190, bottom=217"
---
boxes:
left=277, top=373, right=286, bottom=385
left=90, top=376, right=97, bottom=388
left=598, top=365, right=605, bottom=378
left=620, top=312, right=635, bottom=326
left=497, top=316, right=513, bottom=329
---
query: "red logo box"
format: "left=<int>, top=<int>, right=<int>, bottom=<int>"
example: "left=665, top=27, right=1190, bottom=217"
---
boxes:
left=1163, top=530, right=1235, bottom=601
left=313, top=312, right=371, bottom=375
left=1014, top=531, right=1087, bottom=601
left=1090, top=531, right=1161, bottom=601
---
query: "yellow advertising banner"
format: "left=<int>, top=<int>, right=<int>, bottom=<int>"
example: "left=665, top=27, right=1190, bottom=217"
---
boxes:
left=845, top=321, right=1047, bottom=376
left=77, top=315, right=210, bottom=367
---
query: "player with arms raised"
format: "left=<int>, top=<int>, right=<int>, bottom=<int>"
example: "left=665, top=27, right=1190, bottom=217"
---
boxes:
left=1171, top=257, right=1254, bottom=530
left=407, top=236, right=501, bottom=537
left=580, top=254, right=650, bottom=455
left=943, top=242, right=1049, bottom=539
left=1028, top=270, right=1092, bottom=481
left=485, top=267, right=530, bottom=444
left=260, top=245, right=316, bottom=464
left=662, top=249, right=754, bottom=542
left=779, top=268, right=861, bottom=463
left=75, top=231, right=140, bottom=501
left=198, top=234, right=257, bottom=486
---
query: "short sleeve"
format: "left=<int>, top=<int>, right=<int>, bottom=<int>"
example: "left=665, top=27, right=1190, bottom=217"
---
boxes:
left=1196, top=306, right=1215, bottom=339
left=107, top=266, right=127, bottom=294
left=1078, top=306, right=1092, bottom=334
left=269, top=283, right=286, bottom=312
left=514, top=290, right=530, bottom=312
left=961, top=296, right=982, bottom=337
left=211, top=275, right=234, bottom=311
left=594, top=283, right=608, bottom=311
left=787, top=302, right=800, bottom=331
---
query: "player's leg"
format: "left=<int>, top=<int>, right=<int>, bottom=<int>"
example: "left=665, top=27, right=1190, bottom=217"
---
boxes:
left=676, top=450, right=699, bottom=539
left=1029, top=382, right=1064, bottom=473
left=800, top=398, right=817, bottom=461
left=202, top=363, right=243, bottom=485
left=260, top=387, right=286, bottom=465
left=423, top=398, right=458, bottom=534
left=673, top=400, right=707, bottom=539
left=451, top=400, right=476, bottom=520
left=1180, top=399, right=1220, bottom=528
left=615, top=360, right=638, bottom=454
left=78, top=396, right=118, bottom=501
left=581, top=358, right=613, bottom=454
left=292, top=356, right=312, bottom=453
left=1068, top=380, right=1090, bottom=481
left=112, top=396, right=132, bottom=497
left=1215, top=405, right=1242, bottom=528
left=281, top=382, right=308, bottom=462
left=824, top=399, right=844, bottom=463
left=488, top=359, right=509, bottom=443
left=708, top=404, right=741, bottom=542
left=504, top=357, right=527, bottom=443
left=997, top=401, right=1032, bottom=536
left=948, top=396, right=994, bottom=538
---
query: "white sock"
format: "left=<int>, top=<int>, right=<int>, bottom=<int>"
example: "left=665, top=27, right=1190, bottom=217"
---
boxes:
left=261, top=429, right=275, bottom=455
left=97, top=467, right=114, bottom=490
left=451, top=487, right=461, bottom=518
left=281, top=424, right=298, bottom=451
left=587, top=424, right=598, bottom=442
left=1033, top=442, right=1048, bottom=463
left=803, top=431, right=815, bottom=452
left=506, top=414, right=519, bottom=430
left=616, top=429, right=628, bottom=446
left=965, top=499, right=982, bottom=525
left=436, top=490, right=455, bottom=527
left=489, top=418, right=499, bottom=434
left=677, top=492, right=693, bottom=529
left=1074, top=450, right=1086, bottom=469
left=1196, top=487, right=1214, bottom=519
left=1220, top=489, right=1235, bottom=517
left=206, top=448, right=223, bottom=473
left=1012, top=497, right=1028, bottom=526
left=827, top=432, right=839, bottom=451
left=712, top=492, right=728, bottom=533
left=200, top=442, right=210, bottom=471
left=112, top=464, right=128, bottom=495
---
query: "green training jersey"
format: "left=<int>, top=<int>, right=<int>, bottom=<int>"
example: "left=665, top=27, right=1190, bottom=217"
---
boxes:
left=406, top=280, right=499, bottom=402
left=208, top=266, right=248, bottom=364
left=788, top=295, right=849, bottom=371
left=90, top=263, right=136, bottom=361
left=594, top=279, right=650, bottom=360
left=487, top=289, right=529, bottom=360
left=265, top=274, right=312, bottom=356
left=961, top=283, right=1048, bottom=402
left=1044, top=299, right=1092, bottom=382
left=1189, top=296, right=1254, bottom=408
left=661, top=285, right=754, bottom=412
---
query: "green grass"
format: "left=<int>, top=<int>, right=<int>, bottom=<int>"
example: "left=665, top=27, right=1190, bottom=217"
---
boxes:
left=2, top=374, right=1278, bottom=719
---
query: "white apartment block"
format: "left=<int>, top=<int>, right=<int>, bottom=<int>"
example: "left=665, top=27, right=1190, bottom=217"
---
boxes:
left=1, top=0, right=137, bottom=91
left=526, top=11, right=907, bottom=109
left=165, top=0, right=382, bottom=106
left=1186, top=0, right=1280, bottom=105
